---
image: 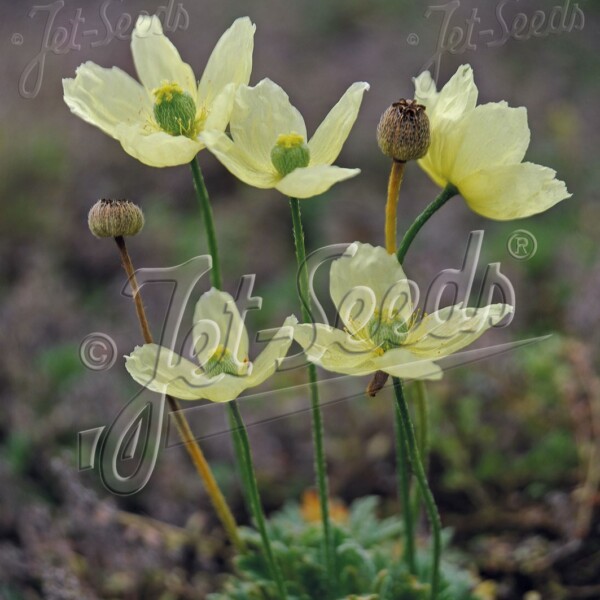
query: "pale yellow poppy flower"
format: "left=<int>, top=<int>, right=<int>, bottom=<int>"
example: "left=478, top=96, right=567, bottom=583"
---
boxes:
left=63, top=15, right=255, bottom=167
left=294, top=242, right=513, bottom=380
left=414, top=64, right=571, bottom=220
left=125, top=289, right=295, bottom=402
left=201, top=78, right=369, bottom=198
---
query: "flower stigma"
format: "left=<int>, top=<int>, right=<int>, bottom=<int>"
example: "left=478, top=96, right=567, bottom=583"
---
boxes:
left=367, top=311, right=410, bottom=352
left=202, top=344, right=249, bottom=377
left=346, top=307, right=425, bottom=355
left=153, top=82, right=198, bottom=138
left=271, top=132, right=311, bottom=176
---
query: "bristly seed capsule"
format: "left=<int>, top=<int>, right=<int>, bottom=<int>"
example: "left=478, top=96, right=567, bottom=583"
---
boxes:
left=377, top=99, right=431, bottom=162
left=88, top=199, right=145, bottom=238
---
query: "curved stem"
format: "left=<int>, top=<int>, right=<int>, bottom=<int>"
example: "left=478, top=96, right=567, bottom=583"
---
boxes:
left=385, top=160, right=406, bottom=254
left=394, top=401, right=416, bottom=574
left=393, top=377, right=441, bottom=599
left=288, top=197, right=334, bottom=594
left=229, top=402, right=287, bottom=599
left=396, top=183, right=458, bottom=264
left=190, top=157, right=222, bottom=289
left=113, top=235, right=243, bottom=552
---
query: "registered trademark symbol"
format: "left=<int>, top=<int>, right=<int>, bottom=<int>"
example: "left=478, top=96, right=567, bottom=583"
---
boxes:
left=507, top=229, right=537, bottom=261
left=11, top=33, right=23, bottom=45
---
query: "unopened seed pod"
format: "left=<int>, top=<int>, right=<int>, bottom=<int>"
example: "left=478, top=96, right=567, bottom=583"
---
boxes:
left=377, top=99, right=430, bottom=162
left=88, top=199, right=145, bottom=238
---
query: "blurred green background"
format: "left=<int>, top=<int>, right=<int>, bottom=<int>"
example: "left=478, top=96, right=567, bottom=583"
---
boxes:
left=1, top=0, right=599, bottom=597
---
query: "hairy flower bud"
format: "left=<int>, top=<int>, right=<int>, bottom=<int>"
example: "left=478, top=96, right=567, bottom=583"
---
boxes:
left=377, top=99, right=430, bottom=162
left=88, top=199, right=145, bottom=238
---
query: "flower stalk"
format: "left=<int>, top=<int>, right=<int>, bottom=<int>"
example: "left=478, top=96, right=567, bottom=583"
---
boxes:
left=410, top=380, right=431, bottom=522
left=113, top=235, right=244, bottom=552
left=396, top=183, right=458, bottom=264
left=384, top=160, right=406, bottom=254
left=381, top=166, right=416, bottom=576
left=288, top=197, right=335, bottom=593
left=228, top=402, right=288, bottom=598
left=393, top=377, right=441, bottom=599
left=394, top=401, right=416, bottom=575
left=390, top=180, right=448, bottom=596
left=414, top=380, right=430, bottom=468
left=189, top=160, right=286, bottom=599
left=190, top=157, right=222, bottom=289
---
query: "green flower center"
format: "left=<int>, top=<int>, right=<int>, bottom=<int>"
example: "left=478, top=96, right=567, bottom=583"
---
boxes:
left=363, top=308, right=423, bottom=353
left=367, top=314, right=409, bottom=352
left=271, top=132, right=310, bottom=176
left=153, top=82, right=198, bottom=138
left=202, top=345, right=248, bottom=377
